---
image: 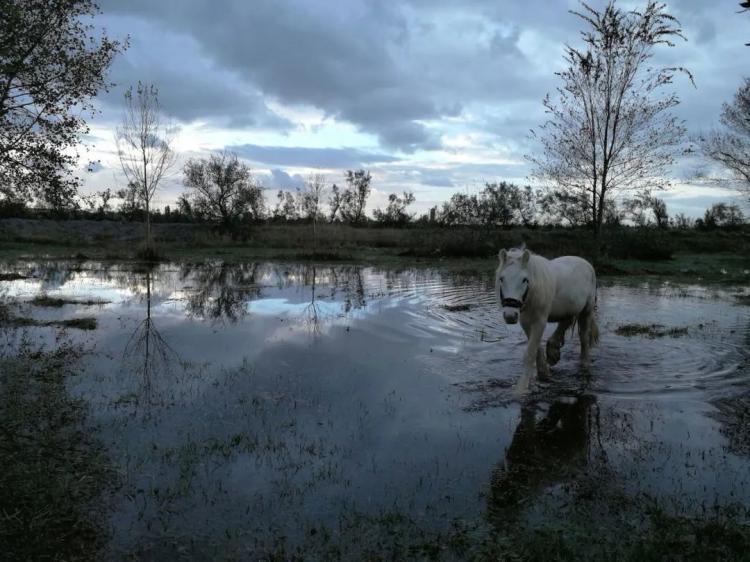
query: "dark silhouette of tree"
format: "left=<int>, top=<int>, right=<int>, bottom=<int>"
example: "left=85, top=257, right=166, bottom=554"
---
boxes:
left=115, top=82, right=176, bottom=251
left=0, top=0, right=124, bottom=205
left=328, top=183, right=343, bottom=223
left=698, top=202, right=745, bottom=230
left=528, top=1, right=692, bottom=237
left=339, top=169, right=371, bottom=224
left=273, top=190, right=298, bottom=221
left=435, top=182, right=538, bottom=227
left=373, top=191, right=415, bottom=226
left=623, top=191, right=668, bottom=228
left=698, top=78, right=750, bottom=203
left=182, top=151, right=265, bottom=231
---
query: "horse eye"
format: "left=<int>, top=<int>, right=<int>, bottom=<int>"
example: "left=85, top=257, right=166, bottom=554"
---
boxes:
left=499, top=276, right=504, bottom=283
left=523, top=278, right=528, bottom=284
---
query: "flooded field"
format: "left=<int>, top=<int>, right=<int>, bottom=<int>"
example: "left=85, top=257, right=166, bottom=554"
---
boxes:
left=2, top=260, right=750, bottom=560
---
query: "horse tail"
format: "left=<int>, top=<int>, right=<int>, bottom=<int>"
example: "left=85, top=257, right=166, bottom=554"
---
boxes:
left=589, top=314, right=600, bottom=347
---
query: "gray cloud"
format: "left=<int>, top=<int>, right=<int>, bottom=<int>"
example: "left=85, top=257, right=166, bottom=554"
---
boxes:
left=96, top=14, right=292, bottom=130
left=261, top=169, right=307, bottom=191
left=87, top=0, right=750, bottom=219
left=227, top=144, right=399, bottom=169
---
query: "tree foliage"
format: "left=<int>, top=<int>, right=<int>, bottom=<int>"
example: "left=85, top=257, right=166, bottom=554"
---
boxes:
left=373, top=191, right=415, bottom=226
left=528, top=1, right=691, bottom=235
left=0, top=0, right=124, bottom=205
left=435, top=182, right=538, bottom=227
left=699, top=77, right=750, bottom=202
left=182, top=152, right=265, bottom=229
left=338, top=169, right=371, bottom=224
left=697, top=202, right=745, bottom=229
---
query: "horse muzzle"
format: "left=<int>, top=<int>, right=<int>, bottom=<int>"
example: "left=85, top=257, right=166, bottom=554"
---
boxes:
left=503, top=308, right=519, bottom=324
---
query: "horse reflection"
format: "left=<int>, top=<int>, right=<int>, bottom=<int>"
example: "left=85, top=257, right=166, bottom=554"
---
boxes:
left=123, top=270, right=179, bottom=406
left=489, top=394, right=598, bottom=521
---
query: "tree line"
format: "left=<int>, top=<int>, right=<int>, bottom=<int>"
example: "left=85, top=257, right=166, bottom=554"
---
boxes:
left=1, top=0, right=749, bottom=243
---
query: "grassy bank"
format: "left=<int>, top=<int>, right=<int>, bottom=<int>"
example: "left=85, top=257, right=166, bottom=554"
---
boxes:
left=1, top=219, right=749, bottom=282
left=0, top=335, right=113, bottom=560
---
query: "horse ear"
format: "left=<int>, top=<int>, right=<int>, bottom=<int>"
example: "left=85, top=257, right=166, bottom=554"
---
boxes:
left=521, top=249, right=530, bottom=265
left=498, top=249, right=507, bottom=265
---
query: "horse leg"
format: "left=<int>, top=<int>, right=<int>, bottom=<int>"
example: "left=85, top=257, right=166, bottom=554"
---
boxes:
left=517, top=319, right=544, bottom=393
left=536, top=344, right=550, bottom=380
left=546, top=317, right=573, bottom=366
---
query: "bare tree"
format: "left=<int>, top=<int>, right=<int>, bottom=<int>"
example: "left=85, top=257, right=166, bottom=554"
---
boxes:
left=299, top=173, right=327, bottom=222
left=182, top=151, right=265, bottom=230
left=528, top=1, right=692, bottom=237
left=0, top=0, right=124, bottom=205
left=698, top=78, right=750, bottom=203
left=115, top=82, right=176, bottom=251
left=299, top=173, right=327, bottom=251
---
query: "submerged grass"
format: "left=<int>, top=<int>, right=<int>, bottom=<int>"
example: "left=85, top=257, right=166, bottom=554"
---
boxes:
left=0, top=272, right=28, bottom=281
left=6, top=316, right=98, bottom=330
left=615, top=323, right=689, bottom=338
left=30, top=295, right=110, bottom=308
left=0, top=337, right=113, bottom=561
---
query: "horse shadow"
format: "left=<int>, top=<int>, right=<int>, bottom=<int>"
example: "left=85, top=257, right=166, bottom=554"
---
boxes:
left=487, top=392, right=601, bottom=524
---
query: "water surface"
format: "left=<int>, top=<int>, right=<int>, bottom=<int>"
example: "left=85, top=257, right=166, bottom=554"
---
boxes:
left=2, top=260, right=749, bottom=559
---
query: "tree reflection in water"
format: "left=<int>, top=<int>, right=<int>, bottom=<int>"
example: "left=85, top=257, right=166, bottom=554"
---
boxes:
left=488, top=394, right=601, bottom=523
left=122, top=269, right=180, bottom=406
left=180, top=262, right=262, bottom=322
left=303, top=265, right=321, bottom=335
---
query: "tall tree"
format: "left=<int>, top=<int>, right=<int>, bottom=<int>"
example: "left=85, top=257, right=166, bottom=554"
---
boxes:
left=115, top=82, right=176, bottom=251
left=182, top=152, right=265, bottom=230
left=0, top=0, right=124, bottom=205
left=698, top=78, right=750, bottom=202
left=528, top=1, right=691, bottom=237
left=339, top=169, right=371, bottom=224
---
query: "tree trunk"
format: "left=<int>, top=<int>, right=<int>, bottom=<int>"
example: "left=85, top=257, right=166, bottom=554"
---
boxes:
left=145, top=196, right=151, bottom=250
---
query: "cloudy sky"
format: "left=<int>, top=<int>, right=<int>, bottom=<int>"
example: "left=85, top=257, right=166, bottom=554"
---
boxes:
left=80, top=0, right=748, bottom=217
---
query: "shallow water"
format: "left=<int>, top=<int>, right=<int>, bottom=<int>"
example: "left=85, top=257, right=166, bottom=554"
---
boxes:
left=2, top=260, right=750, bottom=558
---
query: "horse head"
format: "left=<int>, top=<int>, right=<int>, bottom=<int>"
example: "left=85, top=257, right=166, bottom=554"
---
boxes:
left=496, top=247, right=531, bottom=324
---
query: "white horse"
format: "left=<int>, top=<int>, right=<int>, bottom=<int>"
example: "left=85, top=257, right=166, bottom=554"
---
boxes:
left=495, top=247, right=599, bottom=392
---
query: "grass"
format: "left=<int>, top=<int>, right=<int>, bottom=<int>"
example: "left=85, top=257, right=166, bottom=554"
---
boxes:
left=0, top=272, right=28, bottom=281
left=30, top=295, right=110, bottom=308
left=0, top=338, right=113, bottom=561
left=442, top=303, right=473, bottom=312
left=615, top=323, right=690, bottom=338
left=1, top=219, right=748, bottom=278
left=5, top=316, right=98, bottom=330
